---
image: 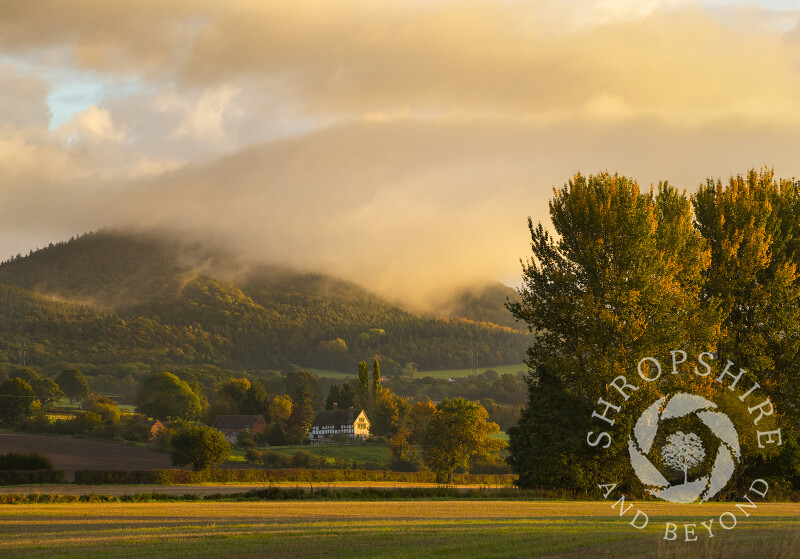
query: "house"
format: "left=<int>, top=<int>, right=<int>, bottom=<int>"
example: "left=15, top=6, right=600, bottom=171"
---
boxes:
left=307, top=405, right=370, bottom=444
left=140, top=419, right=165, bottom=441
left=212, top=415, right=267, bottom=444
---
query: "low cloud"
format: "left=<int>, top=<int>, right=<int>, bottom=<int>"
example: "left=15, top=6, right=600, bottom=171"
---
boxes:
left=2, top=1, right=800, bottom=306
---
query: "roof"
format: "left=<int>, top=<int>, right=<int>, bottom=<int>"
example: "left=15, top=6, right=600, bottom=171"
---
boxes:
left=212, top=415, right=266, bottom=431
left=311, top=409, right=366, bottom=427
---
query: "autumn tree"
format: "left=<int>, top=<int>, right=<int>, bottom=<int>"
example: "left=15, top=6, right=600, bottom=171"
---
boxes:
left=694, top=169, right=800, bottom=422
left=269, top=394, right=293, bottom=426
left=422, top=397, right=502, bottom=483
left=507, top=172, right=722, bottom=490
left=370, top=389, right=401, bottom=437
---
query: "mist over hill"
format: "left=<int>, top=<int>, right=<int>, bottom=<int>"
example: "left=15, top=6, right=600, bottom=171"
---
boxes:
left=0, top=230, right=528, bottom=375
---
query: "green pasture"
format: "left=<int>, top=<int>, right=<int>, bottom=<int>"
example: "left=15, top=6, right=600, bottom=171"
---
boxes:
left=0, top=500, right=797, bottom=558
left=265, top=443, right=390, bottom=465
left=309, top=363, right=527, bottom=380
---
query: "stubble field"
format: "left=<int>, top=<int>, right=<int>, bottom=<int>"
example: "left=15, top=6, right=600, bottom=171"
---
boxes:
left=0, top=500, right=798, bottom=559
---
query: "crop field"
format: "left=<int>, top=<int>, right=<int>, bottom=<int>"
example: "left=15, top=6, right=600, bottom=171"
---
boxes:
left=0, top=500, right=797, bottom=559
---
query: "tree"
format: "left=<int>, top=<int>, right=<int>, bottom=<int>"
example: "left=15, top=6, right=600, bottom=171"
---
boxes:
left=694, top=169, right=800, bottom=423
left=506, top=369, right=593, bottom=489
left=135, top=372, right=204, bottom=421
left=422, top=397, right=501, bottom=483
left=507, top=172, right=722, bottom=490
left=56, top=370, right=90, bottom=403
left=239, top=381, right=269, bottom=415
left=0, top=378, right=35, bottom=423
left=662, top=431, right=706, bottom=485
left=269, top=394, right=293, bottom=426
left=31, top=378, right=64, bottom=407
left=357, top=361, right=369, bottom=408
left=371, top=389, right=401, bottom=437
left=372, top=359, right=382, bottom=399
left=169, top=424, right=231, bottom=471
left=288, top=373, right=316, bottom=432
left=10, top=370, right=63, bottom=407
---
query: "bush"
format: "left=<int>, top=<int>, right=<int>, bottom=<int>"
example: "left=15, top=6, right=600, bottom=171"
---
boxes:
left=245, top=449, right=264, bottom=463
left=0, top=469, right=66, bottom=485
left=0, top=452, right=53, bottom=470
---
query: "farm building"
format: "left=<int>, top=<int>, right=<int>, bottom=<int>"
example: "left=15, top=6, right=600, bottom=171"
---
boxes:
left=307, top=405, right=370, bottom=443
left=212, top=415, right=267, bottom=444
left=139, top=419, right=165, bottom=441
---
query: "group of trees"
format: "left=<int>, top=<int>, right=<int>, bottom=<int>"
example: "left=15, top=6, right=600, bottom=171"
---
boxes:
left=508, top=169, right=800, bottom=494
left=322, top=360, right=507, bottom=481
left=0, top=368, right=93, bottom=422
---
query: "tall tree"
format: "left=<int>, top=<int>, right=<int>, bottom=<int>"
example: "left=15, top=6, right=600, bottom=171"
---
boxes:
left=357, top=361, right=369, bottom=409
left=507, top=172, right=722, bottom=490
left=288, top=372, right=316, bottom=431
left=372, top=359, right=382, bottom=399
left=694, top=169, right=800, bottom=421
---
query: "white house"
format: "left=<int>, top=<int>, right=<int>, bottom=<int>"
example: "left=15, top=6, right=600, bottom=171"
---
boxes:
left=307, top=405, right=370, bottom=443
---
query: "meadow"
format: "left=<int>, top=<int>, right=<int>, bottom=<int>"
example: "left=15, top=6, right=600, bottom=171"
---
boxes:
left=0, top=500, right=797, bottom=558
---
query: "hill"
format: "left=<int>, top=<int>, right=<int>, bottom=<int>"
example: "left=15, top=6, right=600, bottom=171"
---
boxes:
left=0, top=230, right=528, bottom=376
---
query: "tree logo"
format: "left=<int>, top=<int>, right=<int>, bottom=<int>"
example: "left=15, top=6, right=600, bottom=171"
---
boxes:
left=628, top=392, right=740, bottom=503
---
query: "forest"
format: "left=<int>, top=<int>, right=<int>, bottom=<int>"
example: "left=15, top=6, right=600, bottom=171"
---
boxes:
left=0, top=231, right=529, bottom=376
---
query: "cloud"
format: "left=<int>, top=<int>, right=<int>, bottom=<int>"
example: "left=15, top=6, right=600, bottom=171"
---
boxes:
left=2, top=0, right=800, bottom=305
left=0, top=63, right=51, bottom=128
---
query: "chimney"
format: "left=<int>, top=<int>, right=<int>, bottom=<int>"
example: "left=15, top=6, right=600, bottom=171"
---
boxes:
left=332, top=402, right=338, bottom=410
left=349, top=406, right=354, bottom=422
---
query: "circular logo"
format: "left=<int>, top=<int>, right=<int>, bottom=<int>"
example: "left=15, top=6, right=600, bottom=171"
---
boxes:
left=628, top=392, right=741, bottom=503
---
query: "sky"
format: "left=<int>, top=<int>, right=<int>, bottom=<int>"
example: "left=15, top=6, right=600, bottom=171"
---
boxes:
left=1, top=0, right=800, bottom=307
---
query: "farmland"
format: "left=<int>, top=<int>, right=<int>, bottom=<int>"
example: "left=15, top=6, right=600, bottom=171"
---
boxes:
left=0, top=500, right=797, bottom=558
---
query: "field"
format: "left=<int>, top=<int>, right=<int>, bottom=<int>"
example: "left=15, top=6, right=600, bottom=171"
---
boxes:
left=310, top=363, right=527, bottom=380
left=0, top=433, right=174, bottom=474
left=265, top=442, right=389, bottom=464
left=0, top=500, right=797, bottom=558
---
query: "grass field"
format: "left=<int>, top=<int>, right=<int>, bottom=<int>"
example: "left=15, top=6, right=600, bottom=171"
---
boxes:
left=0, top=500, right=797, bottom=558
left=266, top=443, right=389, bottom=464
left=310, top=363, right=527, bottom=380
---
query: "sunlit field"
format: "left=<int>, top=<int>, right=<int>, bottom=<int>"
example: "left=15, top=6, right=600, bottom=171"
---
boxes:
left=310, top=363, right=527, bottom=380
left=0, top=500, right=797, bottom=559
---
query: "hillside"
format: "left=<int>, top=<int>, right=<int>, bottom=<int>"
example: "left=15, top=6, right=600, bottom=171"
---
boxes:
left=0, top=231, right=528, bottom=375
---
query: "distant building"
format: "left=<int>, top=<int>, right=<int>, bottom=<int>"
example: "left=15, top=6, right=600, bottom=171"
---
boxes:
left=140, top=419, right=165, bottom=441
left=212, top=415, right=267, bottom=444
left=307, top=405, right=370, bottom=444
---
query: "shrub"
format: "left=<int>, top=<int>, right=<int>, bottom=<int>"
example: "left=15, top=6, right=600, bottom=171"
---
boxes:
left=0, top=452, right=53, bottom=470
left=0, top=469, right=66, bottom=485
